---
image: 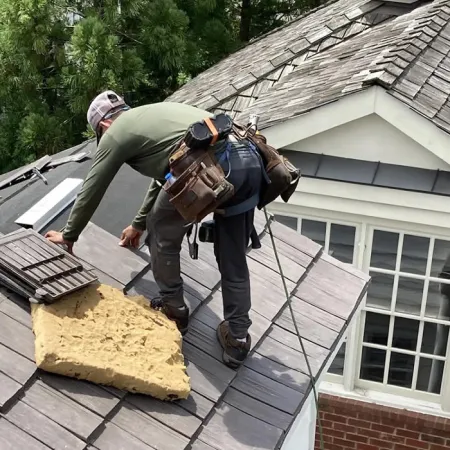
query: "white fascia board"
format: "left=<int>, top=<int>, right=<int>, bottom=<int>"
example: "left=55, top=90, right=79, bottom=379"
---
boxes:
left=263, top=85, right=450, bottom=167
left=262, top=88, right=377, bottom=149
left=374, top=87, right=450, bottom=166
left=271, top=177, right=450, bottom=232
left=15, top=178, right=83, bottom=232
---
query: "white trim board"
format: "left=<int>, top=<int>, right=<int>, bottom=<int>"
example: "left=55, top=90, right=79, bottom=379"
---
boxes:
left=319, top=380, right=450, bottom=420
left=263, top=86, right=450, bottom=167
left=272, top=178, right=450, bottom=232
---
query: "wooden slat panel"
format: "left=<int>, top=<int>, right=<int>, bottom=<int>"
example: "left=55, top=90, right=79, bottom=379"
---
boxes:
left=223, top=387, right=293, bottom=430
left=276, top=307, right=339, bottom=350
left=75, top=222, right=148, bottom=285
left=192, top=441, right=216, bottom=450
left=0, top=371, right=22, bottom=409
left=269, top=221, right=322, bottom=257
left=267, top=325, right=329, bottom=360
left=0, top=311, right=35, bottom=361
left=193, top=292, right=271, bottom=349
left=246, top=257, right=296, bottom=294
left=244, top=353, right=310, bottom=393
left=185, top=360, right=229, bottom=403
left=6, top=400, right=85, bottom=450
left=94, top=423, right=153, bottom=450
left=291, top=294, right=345, bottom=333
left=180, top=247, right=220, bottom=290
left=247, top=239, right=306, bottom=283
left=0, top=417, right=49, bottom=450
left=0, top=343, right=36, bottom=384
left=127, top=393, right=202, bottom=438
left=185, top=318, right=223, bottom=361
left=21, top=380, right=103, bottom=440
left=177, top=390, right=215, bottom=420
left=320, top=251, right=370, bottom=282
left=0, top=290, right=32, bottom=329
left=183, top=341, right=235, bottom=385
left=256, top=335, right=324, bottom=376
left=198, top=403, right=283, bottom=450
left=39, top=373, right=120, bottom=417
left=293, top=276, right=354, bottom=321
left=266, top=236, right=315, bottom=269
left=126, top=269, right=203, bottom=313
left=302, top=257, right=368, bottom=317
left=232, top=366, right=303, bottom=415
left=111, top=402, right=189, bottom=450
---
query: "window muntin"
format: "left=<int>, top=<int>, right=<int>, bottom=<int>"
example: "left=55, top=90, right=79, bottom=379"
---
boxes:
left=360, top=230, right=450, bottom=397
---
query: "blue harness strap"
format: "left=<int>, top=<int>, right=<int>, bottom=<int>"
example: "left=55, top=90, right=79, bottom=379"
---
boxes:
left=222, top=192, right=259, bottom=217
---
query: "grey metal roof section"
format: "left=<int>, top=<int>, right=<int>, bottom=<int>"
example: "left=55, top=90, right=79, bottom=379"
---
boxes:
left=0, top=205, right=369, bottom=449
left=283, top=149, right=450, bottom=196
left=167, top=0, right=450, bottom=134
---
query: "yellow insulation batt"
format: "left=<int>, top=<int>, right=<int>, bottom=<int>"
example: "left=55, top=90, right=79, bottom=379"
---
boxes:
left=31, top=284, right=190, bottom=401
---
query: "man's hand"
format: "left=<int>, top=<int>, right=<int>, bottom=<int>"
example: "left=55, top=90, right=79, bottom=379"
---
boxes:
left=119, top=225, right=143, bottom=248
left=45, top=231, right=74, bottom=254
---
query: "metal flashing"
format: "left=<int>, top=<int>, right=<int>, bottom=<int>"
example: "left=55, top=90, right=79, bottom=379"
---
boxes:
left=15, top=178, right=83, bottom=232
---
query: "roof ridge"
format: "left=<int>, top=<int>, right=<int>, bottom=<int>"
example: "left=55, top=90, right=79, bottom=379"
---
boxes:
left=361, top=0, right=450, bottom=88
left=246, top=0, right=340, bottom=46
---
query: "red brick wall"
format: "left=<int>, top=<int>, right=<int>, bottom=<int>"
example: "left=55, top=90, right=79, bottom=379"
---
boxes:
left=315, top=393, right=450, bottom=450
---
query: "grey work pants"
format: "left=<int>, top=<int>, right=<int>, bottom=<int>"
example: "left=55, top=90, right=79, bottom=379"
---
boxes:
left=145, top=189, right=254, bottom=339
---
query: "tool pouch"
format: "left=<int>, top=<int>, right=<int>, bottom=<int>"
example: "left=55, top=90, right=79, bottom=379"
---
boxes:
left=247, top=131, right=301, bottom=209
left=164, top=150, right=234, bottom=223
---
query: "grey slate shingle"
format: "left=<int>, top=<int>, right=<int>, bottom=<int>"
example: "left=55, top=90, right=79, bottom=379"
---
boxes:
left=167, top=0, right=450, bottom=136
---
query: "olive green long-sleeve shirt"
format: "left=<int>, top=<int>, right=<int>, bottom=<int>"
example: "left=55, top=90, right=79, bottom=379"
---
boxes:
left=62, top=102, right=213, bottom=242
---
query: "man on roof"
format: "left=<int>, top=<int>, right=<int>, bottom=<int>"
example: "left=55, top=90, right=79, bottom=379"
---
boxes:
left=45, top=90, right=262, bottom=368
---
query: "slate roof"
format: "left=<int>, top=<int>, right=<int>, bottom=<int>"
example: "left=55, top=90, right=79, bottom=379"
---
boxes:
left=0, top=141, right=370, bottom=449
left=167, top=0, right=450, bottom=134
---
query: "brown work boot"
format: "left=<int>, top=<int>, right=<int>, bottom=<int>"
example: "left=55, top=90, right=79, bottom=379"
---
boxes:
left=216, top=320, right=251, bottom=369
left=151, top=297, right=189, bottom=336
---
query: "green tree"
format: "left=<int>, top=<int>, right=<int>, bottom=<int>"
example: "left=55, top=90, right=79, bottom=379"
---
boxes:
left=0, top=0, right=321, bottom=175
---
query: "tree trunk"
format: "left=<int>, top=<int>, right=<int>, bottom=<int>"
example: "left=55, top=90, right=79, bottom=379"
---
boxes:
left=239, top=0, right=252, bottom=42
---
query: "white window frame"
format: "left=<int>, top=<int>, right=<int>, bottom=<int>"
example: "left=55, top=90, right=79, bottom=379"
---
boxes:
left=269, top=205, right=450, bottom=412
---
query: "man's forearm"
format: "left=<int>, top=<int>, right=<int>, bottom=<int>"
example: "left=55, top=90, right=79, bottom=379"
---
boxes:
left=132, top=179, right=162, bottom=230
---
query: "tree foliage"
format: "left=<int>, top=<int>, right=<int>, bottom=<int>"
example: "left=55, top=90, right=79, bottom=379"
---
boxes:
left=0, top=0, right=320, bottom=174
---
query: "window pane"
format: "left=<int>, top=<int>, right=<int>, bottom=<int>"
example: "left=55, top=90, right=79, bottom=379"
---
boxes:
left=363, top=312, right=389, bottom=346
left=426, top=282, right=450, bottom=321
left=431, top=239, right=450, bottom=278
left=329, top=342, right=346, bottom=376
left=388, top=352, right=414, bottom=388
left=301, top=219, right=326, bottom=247
left=366, top=273, right=394, bottom=311
left=392, top=317, right=419, bottom=351
left=360, top=347, right=386, bottom=383
left=370, top=230, right=399, bottom=271
left=400, top=234, right=429, bottom=275
left=395, top=277, right=424, bottom=316
left=417, top=358, right=444, bottom=394
left=329, top=224, right=356, bottom=264
left=422, top=323, right=449, bottom=357
left=274, top=214, right=297, bottom=231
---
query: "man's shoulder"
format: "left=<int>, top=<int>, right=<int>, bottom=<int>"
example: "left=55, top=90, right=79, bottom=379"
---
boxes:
left=136, top=102, right=211, bottom=116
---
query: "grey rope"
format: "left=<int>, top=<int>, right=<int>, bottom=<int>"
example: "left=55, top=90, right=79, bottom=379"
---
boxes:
left=263, top=207, right=325, bottom=450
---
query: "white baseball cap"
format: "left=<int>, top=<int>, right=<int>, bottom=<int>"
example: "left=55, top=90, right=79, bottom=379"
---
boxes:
left=87, top=90, right=128, bottom=134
